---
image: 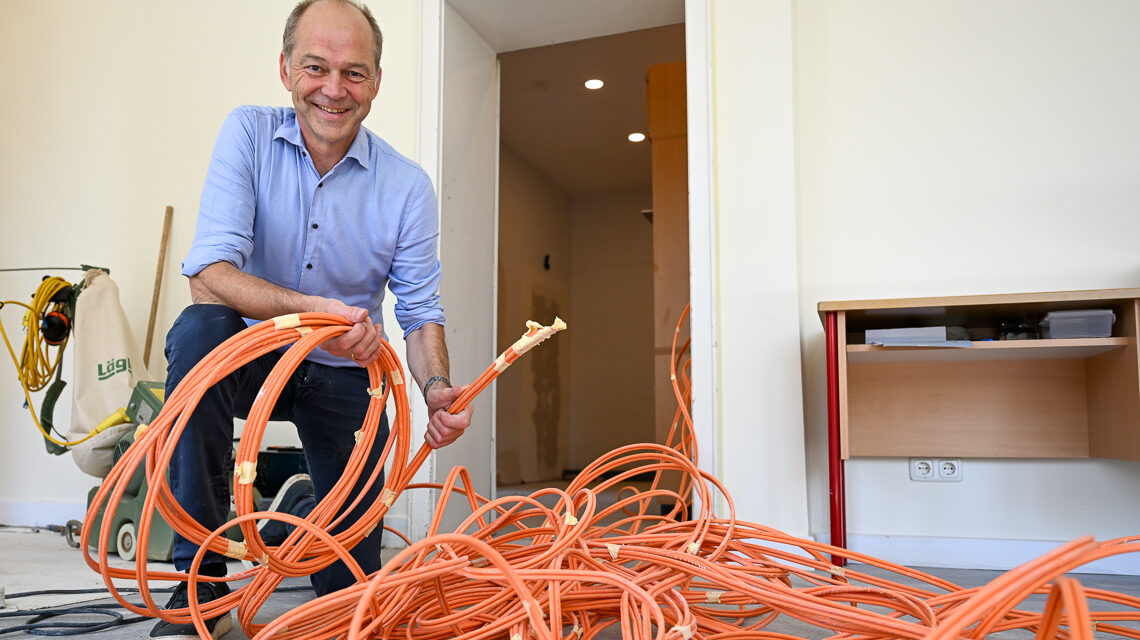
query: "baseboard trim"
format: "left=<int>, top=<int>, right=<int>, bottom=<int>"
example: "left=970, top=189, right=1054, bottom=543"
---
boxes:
left=3, top=501, right=413, bottom=552
left=837, top=533, right=1139, bottom=576
left=0, top=500, right=87, bottom=528
left=12, top=500, right=1130, bottom=575
left=381, top=514, right=409, bottom=548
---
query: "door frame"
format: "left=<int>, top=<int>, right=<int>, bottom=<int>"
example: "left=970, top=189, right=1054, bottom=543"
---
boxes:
left=414, top=0, right=718, bottom=535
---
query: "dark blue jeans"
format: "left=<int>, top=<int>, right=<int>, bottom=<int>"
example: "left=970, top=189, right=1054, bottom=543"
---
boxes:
left=164, top=304, right=389, bottom=596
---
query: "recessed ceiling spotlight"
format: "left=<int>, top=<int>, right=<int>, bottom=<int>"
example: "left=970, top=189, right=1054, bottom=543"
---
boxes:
left=584, top=79, right=604, bottom=90
left=628, top=132, right=646, bottom=142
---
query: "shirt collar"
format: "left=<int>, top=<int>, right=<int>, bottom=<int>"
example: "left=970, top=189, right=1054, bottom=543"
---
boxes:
left=273, top=110, right=372, bottom=171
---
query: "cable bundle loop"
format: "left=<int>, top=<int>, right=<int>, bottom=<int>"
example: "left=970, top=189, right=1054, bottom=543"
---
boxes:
left=83, top=310, right=1140, bottom=640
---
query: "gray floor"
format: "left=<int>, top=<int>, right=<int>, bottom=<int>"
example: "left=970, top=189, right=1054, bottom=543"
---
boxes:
left=3, top=513, right=1138, bottom=639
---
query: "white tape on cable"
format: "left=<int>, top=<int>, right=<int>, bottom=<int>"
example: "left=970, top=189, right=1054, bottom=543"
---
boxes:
left=381, top=488, right=397, bottom=507
left=224, top=539, right=248, bottom=560
left=273, top=313, right=301, bottom=331
left=493, top=354, right=510, bottom=372
left=235, top=461, right=257, bottom=485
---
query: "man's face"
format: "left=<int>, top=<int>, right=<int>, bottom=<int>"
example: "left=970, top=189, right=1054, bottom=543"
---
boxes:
left=280, top=0, right=380, bottom=157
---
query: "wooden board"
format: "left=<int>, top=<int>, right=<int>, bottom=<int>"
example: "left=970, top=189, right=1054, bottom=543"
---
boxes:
left=1087, top=300, right=1140, bottom=461
left=848, top=359, right=1091, bottom=458
left=648, top=61, right=689, bottom=456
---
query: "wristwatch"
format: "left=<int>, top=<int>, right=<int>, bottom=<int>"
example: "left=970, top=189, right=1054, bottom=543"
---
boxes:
left=423, top=375, right=450, bottom=397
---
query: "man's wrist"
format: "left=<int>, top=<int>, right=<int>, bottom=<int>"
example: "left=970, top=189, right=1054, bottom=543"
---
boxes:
left=423, top=375, right=450, bottom=397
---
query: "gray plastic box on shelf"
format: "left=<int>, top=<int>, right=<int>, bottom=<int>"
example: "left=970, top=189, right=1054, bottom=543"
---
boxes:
left=1040, top=309, right=1115, bottom=338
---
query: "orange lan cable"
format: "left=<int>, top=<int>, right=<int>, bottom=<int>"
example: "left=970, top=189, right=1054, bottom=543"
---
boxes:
left=84, top=309, right=1140, bottom=640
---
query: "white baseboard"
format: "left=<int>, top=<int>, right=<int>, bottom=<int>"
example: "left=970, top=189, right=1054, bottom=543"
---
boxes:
left=830, top=533, right=1139, bottom=576
left=381, top=513, right=409, bottom=548
left=16, top=500, right=1129, bottom=575
left=3, top=501, right=413, bottom=552
left=0, top=500, right=87, bottom=528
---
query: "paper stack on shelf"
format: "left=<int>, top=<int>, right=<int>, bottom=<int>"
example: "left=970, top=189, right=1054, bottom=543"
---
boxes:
left=865, top=326, right=971, bottom=347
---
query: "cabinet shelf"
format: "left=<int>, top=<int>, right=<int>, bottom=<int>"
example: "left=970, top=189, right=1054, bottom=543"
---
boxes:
left=819, top=288, right=1140, bottom=461
left=848, top=337, right=1130, bottom=363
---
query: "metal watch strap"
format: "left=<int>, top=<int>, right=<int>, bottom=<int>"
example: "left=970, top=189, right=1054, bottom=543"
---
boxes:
left=423, top=375, right=450, bottom=397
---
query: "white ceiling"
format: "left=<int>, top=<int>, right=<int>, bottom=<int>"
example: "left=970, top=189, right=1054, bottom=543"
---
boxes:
left=447, top=0, right=684, bottom=53
left=446, top=0, right=686, bottom=195
left=499, top=25, right=685, bottom=194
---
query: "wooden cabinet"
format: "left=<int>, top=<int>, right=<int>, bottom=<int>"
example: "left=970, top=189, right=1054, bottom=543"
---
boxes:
left=817, top=288, right=1140, bottom=560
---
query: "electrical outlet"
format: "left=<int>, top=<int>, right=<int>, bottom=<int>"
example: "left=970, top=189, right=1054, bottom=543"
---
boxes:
left=908, top=458, right=935, bottom=481
left=909, top=457, right=963, bottom=482
left=936, top=458, right=962, bottom=481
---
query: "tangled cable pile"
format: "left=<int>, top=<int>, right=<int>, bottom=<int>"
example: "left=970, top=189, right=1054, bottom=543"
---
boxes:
left=83, top=311, right=1140, bottom=640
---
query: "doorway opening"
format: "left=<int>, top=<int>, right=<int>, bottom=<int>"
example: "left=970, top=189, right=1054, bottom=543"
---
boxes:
left=494, top=25, right=688, bottom=494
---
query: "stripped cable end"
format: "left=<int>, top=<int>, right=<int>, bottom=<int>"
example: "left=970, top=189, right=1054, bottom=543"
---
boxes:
left=512, top=317, right=567, bottom=357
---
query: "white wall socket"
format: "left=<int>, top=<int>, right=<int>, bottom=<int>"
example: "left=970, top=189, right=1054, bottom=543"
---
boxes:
left=909, top=458, right=935, bottom=480
left=937, top=458, right=962, bottom=481
left=909, top=457, right=962, bottom=482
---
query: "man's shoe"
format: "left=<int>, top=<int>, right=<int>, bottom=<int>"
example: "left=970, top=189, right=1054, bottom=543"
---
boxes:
left=258, top=473, right=314, bottom=546
left=149, top=580, right=232, bottom=639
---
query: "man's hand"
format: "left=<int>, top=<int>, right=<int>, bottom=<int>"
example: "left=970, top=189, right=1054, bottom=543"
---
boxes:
left=315, top=298, right=383, bottom=366
left=424, top=384, right=474, bottom=449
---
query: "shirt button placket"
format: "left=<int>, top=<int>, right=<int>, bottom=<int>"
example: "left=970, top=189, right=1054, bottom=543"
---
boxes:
left=306, top=176, right=321, bottom=275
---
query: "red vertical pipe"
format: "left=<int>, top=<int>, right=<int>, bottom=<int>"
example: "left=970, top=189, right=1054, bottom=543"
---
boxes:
left=825, top=311, right=847, bottom=566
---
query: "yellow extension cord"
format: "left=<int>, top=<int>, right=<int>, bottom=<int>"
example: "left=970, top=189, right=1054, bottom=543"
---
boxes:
left=0, top=275, right=120, bottom=448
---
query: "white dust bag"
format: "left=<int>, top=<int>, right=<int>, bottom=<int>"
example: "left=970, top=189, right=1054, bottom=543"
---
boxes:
left=69, top=269, right=153, bottom=478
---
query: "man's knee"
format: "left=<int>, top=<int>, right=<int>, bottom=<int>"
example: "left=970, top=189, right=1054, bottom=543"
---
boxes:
left=165, top=304, right=247, bottom=376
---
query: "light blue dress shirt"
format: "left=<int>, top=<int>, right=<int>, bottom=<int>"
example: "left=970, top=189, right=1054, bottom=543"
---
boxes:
left=182, top=106, right=445, bottom=367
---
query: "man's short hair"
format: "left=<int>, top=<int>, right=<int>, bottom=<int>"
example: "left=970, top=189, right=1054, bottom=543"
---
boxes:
left=282, top=0, right=383, bottom=72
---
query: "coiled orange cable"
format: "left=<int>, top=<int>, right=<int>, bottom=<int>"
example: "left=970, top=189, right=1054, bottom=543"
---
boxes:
left=84, top=310, right=1140, bottom=640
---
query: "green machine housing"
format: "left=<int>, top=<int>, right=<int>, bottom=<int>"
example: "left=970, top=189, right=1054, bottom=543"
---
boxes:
left=85, top=381, right=255, bottom=562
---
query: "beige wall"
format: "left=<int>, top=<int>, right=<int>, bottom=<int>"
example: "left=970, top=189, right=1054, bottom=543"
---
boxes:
left=496, top=149, right=653, bottom=482
left=6, top=0, right=1140, bottom=570
left=0, top=0, right=422, bottom=524
left=495, top=146, right=572, bottom=484
left=568, top=188, right=654, bottom=470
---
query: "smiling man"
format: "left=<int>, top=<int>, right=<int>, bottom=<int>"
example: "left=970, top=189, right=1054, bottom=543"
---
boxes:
left=153, top=1, right=472, bottom=638
left=281, top=0, right=379, bottom=175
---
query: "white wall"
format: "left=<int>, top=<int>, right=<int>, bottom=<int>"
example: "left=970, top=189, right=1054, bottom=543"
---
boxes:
left=0, top=1, right=424, bottom=526
left=710, top=1, right=810, bottom=535
left=708, top=0, right=1140, bottom=563
left=790, top=0, right=1140, bottom=559
left=432, top=4, right=499, bottom=533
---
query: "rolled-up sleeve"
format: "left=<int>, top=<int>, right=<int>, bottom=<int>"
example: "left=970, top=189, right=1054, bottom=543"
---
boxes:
left=388, top=178, right=446, bottom=336
left=182, top=109, right=258, bottom=277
